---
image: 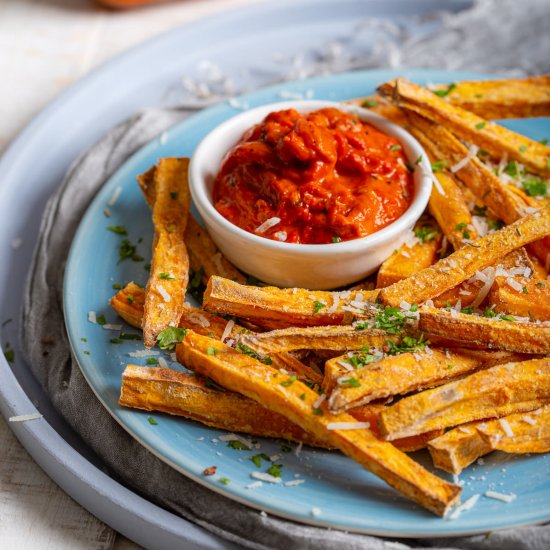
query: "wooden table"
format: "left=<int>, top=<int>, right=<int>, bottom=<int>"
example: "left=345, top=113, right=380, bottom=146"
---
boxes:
left=0, top=0, right=262, bottom=546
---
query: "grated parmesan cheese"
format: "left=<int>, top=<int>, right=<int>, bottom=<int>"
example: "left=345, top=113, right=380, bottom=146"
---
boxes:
left=107, top=186, right=122, bottom=206
left=313, top=393, right=326, bottom=409
left=499, top=418, right=514, bottom=437
left=128, top=350, right=160, bottom=358
left=447, top=493, right=480, bottom=520
left=158, top=285, right=170, bottom=302
left=284, top=479, right=306, bottom=487
left=255, top=217, right=281, bottom=233
left=310, top=507, right=322, bottom=517
left=274, top=231, right=287, bottom=241
left=102, top=323, right=122, bottom=331
left=485, top=490, right=516, bottom=503
left=158, top=357, right=168, bottom=369
left=250, top=472, right=282, bottom=484
left=522, top=415, right=536, bottom=425
left=88, top=311, right=97, bottom=324
left=245, top=481, right=263, bottom=489
left=221, top=319, right=235, bottom=343
left=506, top=277, right=523, bottom=292
left=9, top=413, right=43, bottom=422
left=219, top=433, right=254, bottom=448
left=189, top=312, right=210, bottom=328
left=450, top=145, right=479, bottom=173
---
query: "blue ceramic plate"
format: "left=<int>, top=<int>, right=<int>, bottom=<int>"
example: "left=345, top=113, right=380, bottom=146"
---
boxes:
left=64, top=69, right=550, bottom=537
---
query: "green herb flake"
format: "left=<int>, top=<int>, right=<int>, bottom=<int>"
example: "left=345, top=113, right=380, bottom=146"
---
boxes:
left=118, top=239, right=144, bottom=264
left=148, top=417, right=158, bottom=425
left=455, top=223, right=467, bottom=231
left=462, top=307, right=475, bottom=315
left=475, top=122, right=486, bottom=130
left=107, top=225, right=128, bottom=235
left=110, top=338, right=123, bottom=344
left=165, top=224, right=176, bottom=232
left=281, top=375, right=297, bottom=387
left=483, top=307, right=497, bottom=318
left=340, top=378, right=361, bottom=388
left=462, top=230, right=471, bottom=239
left=386, top=334, right=430, bottom=356
left=235, top=342, right=272, bottom=365
left=488, top=219, right=505, bottom=231
left=299, top=393, right=306, bottom=400
left=431, top=160, right=448, bottom=173
left=503, top=161, right=519, bottom=178
left=112, top=283, right=122, bottom=290
left=522, top=287, right=529, bottom=294
left=389, top=144, right=402, bottom=152
left=146, top=357, right=158, bottom=365
left=446, top=364, right=454, bottom=370
left=372, top=305, right=415, bottom=335
left=477, top=149, right=490, bottom=157
left=219, top=477, right=230, bottom=485
left=362, top=99, right=377, bottom=108
left=522, top=178, right=547, bottom=197
left=539, top=139, right=548, bottom=145
left=156, top=327, right=187, bottom=350
left=312, top=408, right=324, bottom=416
left=415, top=155, right=423, bottom=166
left=313, top=301, right=327, bottom=314
left=536, top=281, right=546, bottom=289
left=120, top=333, right=141, bottom=340
left=96, top=315, right=106, bottom=326
left=331, top=236, right=342, bottom=243
left=414, top=225, right=439, bottom=243
left=4, top=341, right=14, bottom=363
left=207, top=346, right=219, bottom=356
left=280, top=443, right=292, bottom=453
left=519, top=145, right=528, bottom=153
left=81, top=337, right=88, bottom=342
left=433, top=83, right=456, bottom=98
left=227, top=439, right=251, bottom=451
left=84, top=351, right=91, bottom=356
left=267, top=464, right=283, bottom=478
left=250, top=453, right=270, bottom=467
left=159, top=273, right=175, bottom=280
left=170, top=191, right=178, bottom=200
left=127, top=295, right=134, bottom=304
left=144, top=263, right=151, bottom=271
left=499, top=314, right=517, bottom=322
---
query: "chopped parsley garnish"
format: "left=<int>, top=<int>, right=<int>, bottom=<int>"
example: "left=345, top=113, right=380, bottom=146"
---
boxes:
left=250, top=453, right=270, bottom=468
left=477, top=149, right=490, bottom=157
left=144, top=263, right=151, bottom=271
left=120, top=333, right=141, bottom=340
left=431, top=160, right=448, bottom=173
left=475, top=122, right=486, bottom=130
left=522, top=287, right=529, bottom=294
left=362, top=99, right=377, bottom=107
left=447, top=364, right=454, bottom=370
left=344, top=350, right=379, bottom=369
left=112, top=283, right=122, bottom=290
left=4, top=341, right=14, bottom=363
left=235, top=343, right=272, bottom=365
left=488, top=219, right=504, bottom=231
left=499, top=314, right=517, bottom=322
left=159, top=273, right=175, bottom=280
left=415, top=155, right=423, bottom=165
left=96, top=314, right=106, bottom=326
left=148, top=417, right=158, bottom=425
left=219, top=477, right=230, bottom=485
left=165, top=224, right=176, bottom=232
left=227, top=439, right=251, bottom=451
left=118, top=239, right=144, bottom=264
left=386, top=334, right=429, bottom=355
left=107, top=225, right=127, bottom=235
left=281, top=375, right=297, bottom=387
left=170, top=191, right=178, bottom=199
left=462, top=307, right=475, bottom=315
left=389, top=144, right=401, bottom=152
left=81, top=337, right=87, bottom=342
left=84, top=351, right=91, bottom=355
left=146, top=357, right=158, bottom=365
left=455, top=223, right=467, bottom=230
left=539, top=138, right=548, bottom=145
left=156, top=327, right=187, bottom=350
left=519, top=145, right=528, bottom=153
left=331, top=236, right=342, bottom=243
left=313, top=301, right=327, bottom=314
left=536, top=281, right=546, bottom=289
left=503, top=161, right=519, bottom=178
left=127, top=295, right=134, bottom=304
left=414, top=225, right=438, bottom=243
left=207, top=346, right=219, bottom=356
left=522, top=178, right=547, bottom=197
left=483, top=307, right=497, bottom=318
left=340, top=378, right=361, bottom=388
left=267, top=464, right=283, bottom=478
left=299, top=393, right=306, bottom=400
left=110, top=338, right=123, bottom=344
left=369, top=305, right=417, bottom=335
left=280, top=443, right=292, bottom=453
left=312, top=408, right=324, bottom=416
left=433, top=83, right=456, bottom=97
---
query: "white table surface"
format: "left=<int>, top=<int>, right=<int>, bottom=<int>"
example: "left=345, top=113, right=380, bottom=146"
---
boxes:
left=0, top=0, right=263, bottom=547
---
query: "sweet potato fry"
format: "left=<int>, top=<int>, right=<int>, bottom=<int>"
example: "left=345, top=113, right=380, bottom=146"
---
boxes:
left=346, top=95, right=408, bottom=125
left=379, top=358, right=550, bottom=440
left=138, top=165, right=246, bottom=285
left=431, top=75, right=550, bottom=119
left=238, top=325, right=403, bottom=355
left=327, top=348, right=526, bottom=413
left=110, top=282, right=144, bottom=329
left=476, top=404, right=550, bottom=453
left=378, top=77, right=550, bottom=177
left=111, top=285, right=322, bottom=385
left=378, top=206, right=550, bottom=308
left=376, top=218, right=442, bottom=288
left=203, top=276, right=377, bottom=329
left=143, top=158, right=191, bottom=347
left=177, top=330, right=461, bottom=516
left=418, top=307, right=550, bottom=354
left=120, top=365, right=327, bottom=447
left=487, top=276, right=550, bottom=321
left=427, top=421, right=491, bottom=474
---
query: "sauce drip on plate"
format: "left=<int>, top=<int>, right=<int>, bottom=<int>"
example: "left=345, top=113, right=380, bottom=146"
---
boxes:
left=213, top=107, right=414, bottom=244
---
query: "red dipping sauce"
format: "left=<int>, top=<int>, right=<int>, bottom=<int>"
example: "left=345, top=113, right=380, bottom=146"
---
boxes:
left=212, top=107, right=414, bottom=244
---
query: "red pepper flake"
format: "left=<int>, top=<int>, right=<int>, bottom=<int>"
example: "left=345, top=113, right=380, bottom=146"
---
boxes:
left=203, top=466, right=217, bottom=476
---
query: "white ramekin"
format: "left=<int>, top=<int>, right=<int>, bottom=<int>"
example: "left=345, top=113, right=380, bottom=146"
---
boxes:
left=189, top=100, right=432, bottom=290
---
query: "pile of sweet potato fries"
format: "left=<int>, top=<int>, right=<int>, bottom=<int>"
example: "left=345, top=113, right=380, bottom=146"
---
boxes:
left=110, top=75, right=550, bottom=517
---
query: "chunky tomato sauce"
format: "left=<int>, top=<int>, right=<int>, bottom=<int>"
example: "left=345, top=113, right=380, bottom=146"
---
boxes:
left=213, top=107, right=414, bottom=244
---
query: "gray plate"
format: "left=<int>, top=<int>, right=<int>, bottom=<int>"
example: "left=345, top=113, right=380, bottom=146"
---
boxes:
left=0, top=1, right=471, bottom=547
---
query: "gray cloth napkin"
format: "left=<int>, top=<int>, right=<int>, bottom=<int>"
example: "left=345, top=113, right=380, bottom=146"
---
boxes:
left=21, top=1, right=550, bottom=548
